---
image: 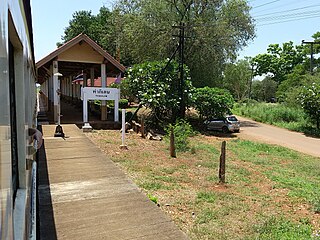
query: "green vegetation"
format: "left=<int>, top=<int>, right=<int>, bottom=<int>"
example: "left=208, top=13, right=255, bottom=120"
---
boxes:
left=166, top=119, right=194, bottom=152
left=299, top=83, right=320, bottom=129
left=59, top=0, right=254, bottom=87
left=119, top=99, right=129, bottom=109
left=147, top=193, right=158, bottom=204
left=123, top=60, right=193, bottom=123
left=192, top=87, right=234, bottom=120
left=233, top=102, right=320, bottom=136
left=255, top=216, right=313, bottom=240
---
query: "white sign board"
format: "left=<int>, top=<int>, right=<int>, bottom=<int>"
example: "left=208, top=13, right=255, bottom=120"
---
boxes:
left=82, top=87, right=120, bottom=123
left=82, top=87, right=120, bottom=100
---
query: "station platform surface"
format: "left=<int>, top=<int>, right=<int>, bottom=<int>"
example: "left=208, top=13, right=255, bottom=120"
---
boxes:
left=37, top=124, right=188, bottom=240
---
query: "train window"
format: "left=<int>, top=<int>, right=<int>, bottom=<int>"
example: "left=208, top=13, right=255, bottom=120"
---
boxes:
left=8, top=40, right=19, bottom=198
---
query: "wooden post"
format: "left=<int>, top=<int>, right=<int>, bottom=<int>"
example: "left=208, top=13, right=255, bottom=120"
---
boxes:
left=141, top=116, right=145, bottom=138
left=170, top=127, right=176, bottom=158
left=219, top=141, right=226, bottom=183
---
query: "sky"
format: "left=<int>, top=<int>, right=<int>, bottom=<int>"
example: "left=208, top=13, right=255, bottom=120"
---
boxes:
left=239, top=0, right=320, bottom=59
left=31, top=0, right=110, bottom=61
left=31, top=0, right=320, bottom=62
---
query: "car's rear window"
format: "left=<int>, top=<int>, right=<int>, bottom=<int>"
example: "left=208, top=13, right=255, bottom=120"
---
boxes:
left=227, top=116, right=238, bottom=121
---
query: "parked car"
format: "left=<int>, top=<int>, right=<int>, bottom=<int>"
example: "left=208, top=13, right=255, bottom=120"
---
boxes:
left=204, top=115, right=240, bottom=133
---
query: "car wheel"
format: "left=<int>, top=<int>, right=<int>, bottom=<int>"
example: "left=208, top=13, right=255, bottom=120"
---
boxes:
left=222, top=126, right=229, bottom=133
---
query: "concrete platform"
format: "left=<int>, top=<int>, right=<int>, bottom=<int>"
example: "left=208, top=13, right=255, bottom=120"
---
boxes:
left=37, top=124, right=188, bottom=240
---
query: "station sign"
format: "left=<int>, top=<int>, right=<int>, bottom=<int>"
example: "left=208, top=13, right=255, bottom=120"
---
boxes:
left=82, top=87, right=119, bottom=100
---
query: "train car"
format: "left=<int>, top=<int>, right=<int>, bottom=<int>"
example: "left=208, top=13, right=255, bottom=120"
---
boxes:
left=0, top=0, right=37, bottom=239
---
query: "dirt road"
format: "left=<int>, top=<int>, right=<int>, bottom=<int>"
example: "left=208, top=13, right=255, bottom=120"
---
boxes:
left=236, top=116, right=320, bottom=158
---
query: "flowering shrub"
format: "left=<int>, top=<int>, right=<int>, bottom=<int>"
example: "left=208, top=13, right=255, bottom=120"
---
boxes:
left=299, top=83, right=320, bottom=129
left=123, top=60, right=194, bottom=123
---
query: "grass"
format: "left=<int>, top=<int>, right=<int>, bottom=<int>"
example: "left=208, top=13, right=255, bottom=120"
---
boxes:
left=255, top=216, right=313, bottom=240
left=86, top=130, right=320, bottom=240
left=233, top=102, right=320, bottom=137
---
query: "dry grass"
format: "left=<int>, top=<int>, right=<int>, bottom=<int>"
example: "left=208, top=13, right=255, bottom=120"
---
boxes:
left=86, top=130, right=320, bottom=239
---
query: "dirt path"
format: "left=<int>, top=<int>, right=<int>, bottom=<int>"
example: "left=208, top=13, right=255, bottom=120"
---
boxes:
left=236, top=116, right=320, bottom=158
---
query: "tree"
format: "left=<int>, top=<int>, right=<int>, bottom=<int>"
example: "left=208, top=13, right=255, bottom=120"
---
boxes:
left=223, top=59, right=252, bottom=101
left=115, top=0, right=255, bottom=87
left=60, top=0, right=255, bottom=86
left=57, top=7, right=120, bottom=59
left=123, top=60, right=194, bottom=123
left=58, top=10, right=96, bottom=46
left=251, top=77, right=277, bottom=102
left=193, top=87, right=234, bottom=119
left=299, top=82, right=320, bottom=129
left=252, top=41, right=307, bottom=84
left=276, top=65, right=307, bottom=105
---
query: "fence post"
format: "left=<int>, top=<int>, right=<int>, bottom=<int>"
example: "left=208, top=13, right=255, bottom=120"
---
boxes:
left=219, top=141, right=226, bottom=183
left=170, top=127, right=176, bottom=158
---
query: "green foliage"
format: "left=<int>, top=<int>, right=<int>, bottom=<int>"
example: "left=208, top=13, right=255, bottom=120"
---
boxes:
left=60, top=1, right=255, bottom=87
left=252, top=41, right=307, bottom=84
left=299, top=82, right=320, bottom=129
left=234, top=102, right=306, bottom=125
left=233, top=102, right=320, bottom=136
left=276, top=65, right=307, bottom=104
left=58, top=8, right=117, bottom=54
left=119, top=99, right=129, bottom=109
left=193, top=87, right=234, bottom=119
left=124, top=60, right=194, bottom=123
left=166, top=119, right=194, bottom=152
left=251, top=77, right=277, bottom=102
left=223, top=59, right=252, bottom=100
left=255, top=216, right=313, bottom=240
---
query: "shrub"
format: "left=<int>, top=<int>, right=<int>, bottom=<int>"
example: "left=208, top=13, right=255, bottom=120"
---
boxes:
left=166, top=119, right=194, bottom=152
left=193, top=87, right=234, bottom=119
left=119, top=99, right=129, bottom=109
left=124, top=60, right=194, bottom=123
left=299, top=82, right=320, bottom=129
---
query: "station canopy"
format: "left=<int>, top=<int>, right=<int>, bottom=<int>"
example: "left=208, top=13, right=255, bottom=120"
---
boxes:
left=36, top=33, right=126, bottom=84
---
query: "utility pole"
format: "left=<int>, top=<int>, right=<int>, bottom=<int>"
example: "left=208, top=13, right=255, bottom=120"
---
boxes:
left=179, top=22, right=185, bottom=118
left=173, top=22, right=186, bottom=119
left=302, top=40, right=320, bottom=75
left=248, top=64, right=255, bottom=99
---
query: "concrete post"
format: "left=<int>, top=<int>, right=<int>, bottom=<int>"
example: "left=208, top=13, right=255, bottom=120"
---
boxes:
left=114, top=89, right=119, bottom=122
left=53, top=61, right=59, bottom=123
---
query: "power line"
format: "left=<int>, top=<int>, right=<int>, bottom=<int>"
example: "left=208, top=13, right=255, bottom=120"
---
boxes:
left=251, top=0, right=314, bottom=15
left=252, top=0, right=280, bottom=9
left=256, top=14, right=320, bottom=26
left=255, top=10, right=320, bottom=22
left=253, top=4, right=320, bottom=18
